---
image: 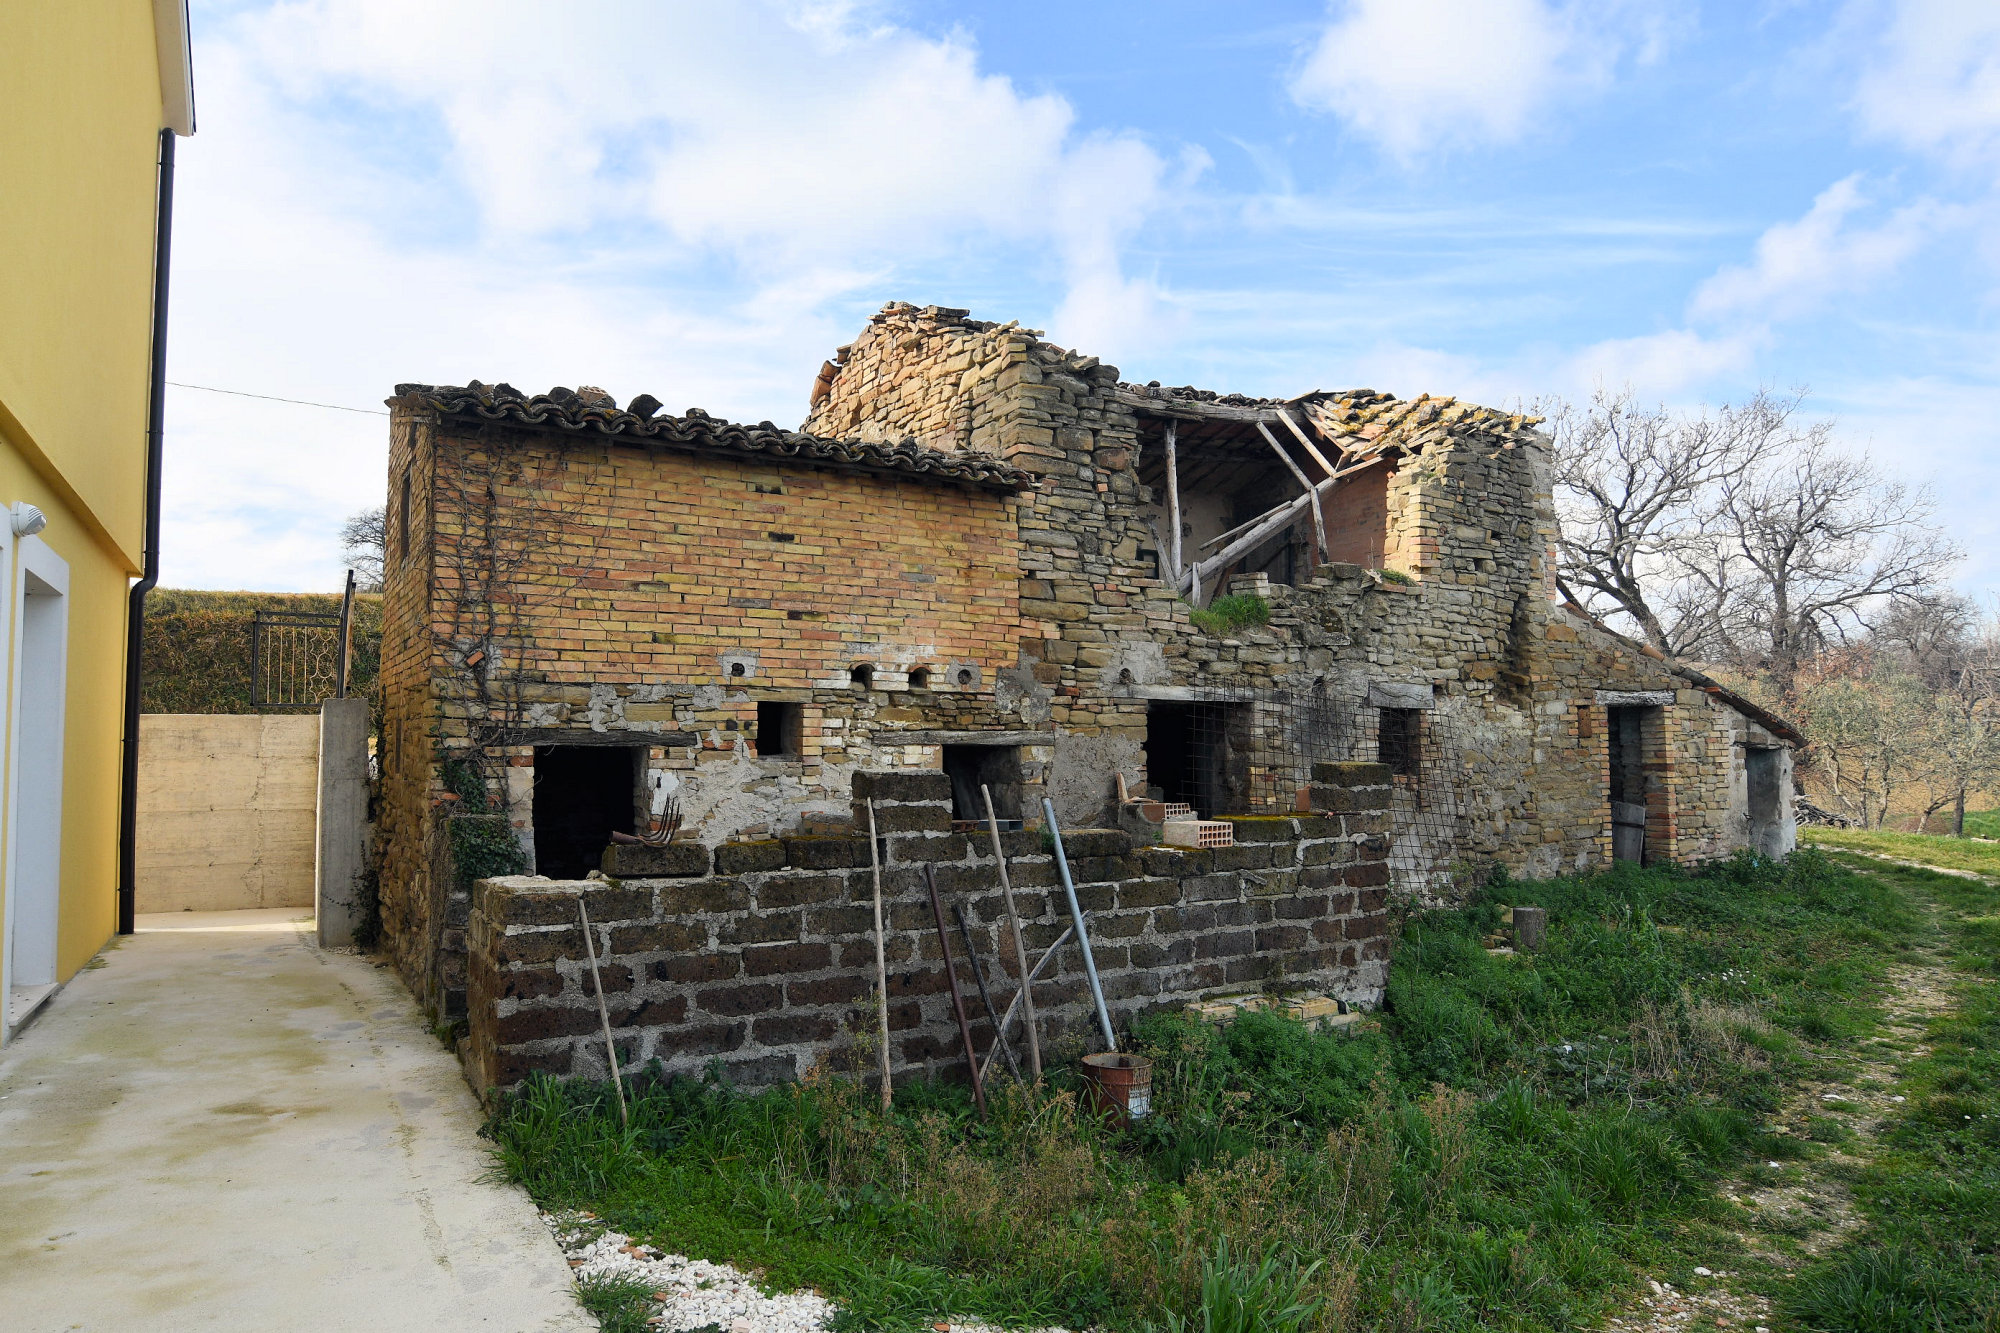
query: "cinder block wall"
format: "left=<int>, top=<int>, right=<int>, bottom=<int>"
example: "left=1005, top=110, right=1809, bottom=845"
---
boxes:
left=136, top=714, right=320, bottom=912
left=467, top=767, right=1395, bottom=1093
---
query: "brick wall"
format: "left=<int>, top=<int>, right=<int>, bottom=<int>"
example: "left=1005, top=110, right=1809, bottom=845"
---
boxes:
left=467, top=767, right=1394, bottom=1093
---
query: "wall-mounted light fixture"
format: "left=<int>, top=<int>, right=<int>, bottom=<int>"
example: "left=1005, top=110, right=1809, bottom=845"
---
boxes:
left=10, top=503, right=46, bottom=537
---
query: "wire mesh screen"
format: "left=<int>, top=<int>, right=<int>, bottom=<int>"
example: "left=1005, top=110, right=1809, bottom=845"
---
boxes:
left=1142, top=680, right=1468, bottom=899
left=250, top=608, right=344, bottom=709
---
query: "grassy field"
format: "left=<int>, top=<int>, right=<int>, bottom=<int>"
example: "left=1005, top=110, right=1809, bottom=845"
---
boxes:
left=1802, top=827, right=2000, bottom=879
left=489, top=850, right=1956, bottom=1333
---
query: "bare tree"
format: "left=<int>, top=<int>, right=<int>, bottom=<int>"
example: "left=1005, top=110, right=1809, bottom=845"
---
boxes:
left=341, top=505, right=386, bottom=591
left=1716, top=435, right=1960, bottom=694
left=1545, top=388, right=1959, bottom=690
left=1543, top=389, right=1792, bottom=657
left=1880, top=597, right=2000, bottom=835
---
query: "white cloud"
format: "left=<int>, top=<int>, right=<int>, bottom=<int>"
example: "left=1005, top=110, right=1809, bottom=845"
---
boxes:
left=1853, top=0, right=2000, bottom=166
left=1288, top=0, right=1667, bottom=156
left=162, top=0, right=1189, bottom=590
left=1559, top=329, right=1758, bottom=398
left=1691, top=175, right=1943, bottom=321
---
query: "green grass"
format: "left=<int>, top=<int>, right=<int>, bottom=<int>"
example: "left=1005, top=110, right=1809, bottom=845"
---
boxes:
left=489, top=851, right=1929, bottom=1333
left=1963, top=809, right=2000, bottom=839
left=1188, top=595, right=1271, bottom=636
left=1802, top=826, right=2000, bottom=879
left=1785, top=858, right=2000, bottom=1333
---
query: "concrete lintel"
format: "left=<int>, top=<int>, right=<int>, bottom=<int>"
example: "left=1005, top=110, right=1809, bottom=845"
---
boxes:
left=1365, top=681, right=1434, bottom=710
left=496, top=727, right=696, bottom=748
left=1130, top=685, right=1261, bottom=703
left=886, top=730, right=1055, bottom=747
left=1595, top=689, right=1675, bottom=707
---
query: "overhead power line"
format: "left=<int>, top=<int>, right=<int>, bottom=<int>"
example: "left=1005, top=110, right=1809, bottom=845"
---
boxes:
left=167, top=381, right=390, bottom=416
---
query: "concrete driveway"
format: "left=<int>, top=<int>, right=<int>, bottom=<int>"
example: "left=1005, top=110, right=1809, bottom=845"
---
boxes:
left=0, top=910, right=593, bottom=1332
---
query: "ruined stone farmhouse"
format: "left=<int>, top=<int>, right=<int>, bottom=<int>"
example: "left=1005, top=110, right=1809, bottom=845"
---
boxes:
left=375, top=302, right=1800, bottom=1090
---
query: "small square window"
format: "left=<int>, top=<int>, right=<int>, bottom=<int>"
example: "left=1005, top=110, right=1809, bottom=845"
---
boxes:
left=1377, top=707, right=1422, bottom=778
left=755, top=702, right=803, bottom=759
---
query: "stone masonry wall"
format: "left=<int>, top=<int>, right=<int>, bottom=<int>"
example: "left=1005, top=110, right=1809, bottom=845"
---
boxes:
left=466, top=767, right=1394, bottom=1093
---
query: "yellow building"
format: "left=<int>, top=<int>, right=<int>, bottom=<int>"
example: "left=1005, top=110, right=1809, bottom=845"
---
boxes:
left=0, top=1, right=194, bottom=1041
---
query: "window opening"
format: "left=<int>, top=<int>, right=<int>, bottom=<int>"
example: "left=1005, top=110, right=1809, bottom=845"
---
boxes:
left=531, top=745, right=641, bottom=879
left=943, top=745, right=1023, bottom=823
left=1376, top=707, right=1422, bottom=778
left=1145, top=700, right=1245, bottom=817
left=755, top=702, right=803, bottom=759
left=397, top=465, right=412, bottom=561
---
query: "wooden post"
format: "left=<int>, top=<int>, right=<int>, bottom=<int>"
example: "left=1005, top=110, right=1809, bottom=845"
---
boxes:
left=926, top=865, right=988, bottom=1118
left=866, top=799, right=893, bottom=1110
left=1164, top=418, right=1183, bottom=584
left=577, top=897, right=627, bottom=1127
left=981, top=782, right=1040, bottom=1081
left=1256, top=420, right=1326, bottom=559
left=1276, top=408, right=1340, bottom=478
left=1514, top=905, right=1547, bottom=952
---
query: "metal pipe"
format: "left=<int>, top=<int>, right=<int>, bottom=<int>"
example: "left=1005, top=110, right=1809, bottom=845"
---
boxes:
left=925, top=864, right=987, bottom=1117
left=1042, top=799, right=1116, bottom=1052
left=118, top=127, right=177, bottom=937
left=336, top=568, right=356, bottom=698
left=953, top=901, right=1020, bottom=1082
left=981, top=782, right=1040, bottom=1081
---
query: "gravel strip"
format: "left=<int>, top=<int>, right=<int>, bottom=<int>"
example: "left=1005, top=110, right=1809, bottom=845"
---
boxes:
left=545, top=1212, right=1067, bottom=1333
left=1602, top=1274, right=1773, bottom=1333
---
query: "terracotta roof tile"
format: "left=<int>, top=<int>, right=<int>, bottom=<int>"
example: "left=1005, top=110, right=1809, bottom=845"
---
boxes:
left=391, top=381, right=1035, bottom=493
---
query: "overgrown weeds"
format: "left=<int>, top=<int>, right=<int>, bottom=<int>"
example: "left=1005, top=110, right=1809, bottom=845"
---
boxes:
left=489, top=850, right=1929, bottom=1332
left=1188, top=595, right=1270, bottom=637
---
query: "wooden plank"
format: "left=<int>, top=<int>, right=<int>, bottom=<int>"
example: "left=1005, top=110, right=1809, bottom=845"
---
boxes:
left=1164, top=418, right=1182, bottom=581
left=1116, top=387, right=1282, bottom=424
left=1256, top=421, right=1326, bottom=558
left=1275, top=408, right=1341, bottom=476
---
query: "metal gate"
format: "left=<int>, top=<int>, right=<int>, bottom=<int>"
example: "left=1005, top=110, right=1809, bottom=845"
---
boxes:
left=250, top=571, right=356, bottom=709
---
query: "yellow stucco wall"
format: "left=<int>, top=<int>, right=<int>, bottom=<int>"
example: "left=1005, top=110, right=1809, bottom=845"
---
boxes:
left=0, top=1, right=167, bottom=568
left=0, top=1, right=177, bottom=999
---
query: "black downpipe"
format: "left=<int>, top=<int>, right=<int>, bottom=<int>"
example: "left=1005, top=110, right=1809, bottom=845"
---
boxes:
left=118, top=128, right=175, bottom=936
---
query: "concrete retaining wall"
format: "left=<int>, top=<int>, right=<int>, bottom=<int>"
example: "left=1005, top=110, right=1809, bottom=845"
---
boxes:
left=137, top=714, right=320, bottom=912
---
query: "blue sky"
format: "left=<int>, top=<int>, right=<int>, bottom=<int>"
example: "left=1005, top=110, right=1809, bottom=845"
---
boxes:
left=166, top=0, right=2000, bottom=599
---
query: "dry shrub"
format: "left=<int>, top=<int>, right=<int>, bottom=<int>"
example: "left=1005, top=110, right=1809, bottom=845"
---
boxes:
left=1419, top=1086, right=1477, bottom=1210
left=1629, top=993, right=1774, bottom=1093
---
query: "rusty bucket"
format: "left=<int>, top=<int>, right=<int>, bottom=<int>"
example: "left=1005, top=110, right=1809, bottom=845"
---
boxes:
left=1079, top=1052, right=1153, bottom=1125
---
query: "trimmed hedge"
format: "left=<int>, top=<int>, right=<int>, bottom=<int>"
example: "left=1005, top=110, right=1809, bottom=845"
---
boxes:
left=142, top=588, right=381, bottom=715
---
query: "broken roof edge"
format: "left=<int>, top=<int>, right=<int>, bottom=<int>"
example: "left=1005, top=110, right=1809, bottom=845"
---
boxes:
left=390, top=381, right=1036, bottom=493
left=1553, top=602, right=1806, bottom=746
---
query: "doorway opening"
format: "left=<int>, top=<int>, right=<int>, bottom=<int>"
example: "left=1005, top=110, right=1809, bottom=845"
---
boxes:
left=1145, top=700, right=1247, bottom=817
left=1607, top=706, right=1656, bottom=863
left=531, top=745, right=641, bottom=879
left=943, top=744, right=1023, bottom=823
left=1746, top=747, right=1784, bottom=857
left=6, top=555, right=69, bottom=1034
